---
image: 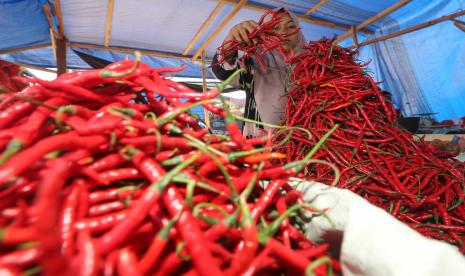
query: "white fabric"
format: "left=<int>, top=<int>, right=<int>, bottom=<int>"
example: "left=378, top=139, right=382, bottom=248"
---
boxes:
left=61, top=0, right=220, bottom=54
left=292, top=180, right=465, bottom=276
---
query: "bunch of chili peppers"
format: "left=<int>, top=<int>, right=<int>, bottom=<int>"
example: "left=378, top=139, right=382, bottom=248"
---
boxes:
left=272, top=38, right=465, bottom=251
left=0, top=57, right=340, bottom=275
left=217, top=9, right=298, bottom=69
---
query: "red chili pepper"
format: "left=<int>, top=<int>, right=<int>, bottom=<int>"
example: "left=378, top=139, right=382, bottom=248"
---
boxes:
left=88, top=199, right=132, bottom=217
left=267, top=238, right=311, bottom=271
left=135, top=75, right=218, bottom=100
left=20, top=78, right=113, bottom=104
left=163, top=186, right=223, bottom=276
left=0, top=247, right=39, bottom=268
left=225, top=197, right=258, bottom=275
left=0, top=101, right=35, bottom=130
left=0, top=265, right=23, bottom=276
left=75, top=210, right=130, bottom=234
left=97, top=167, right=143, bottom=182
left=75, top=228, right=99, bottom=276
left=0, top=98, right=68, bottom=165
left=139, top=215, right=177, bottom=274
left=89, top=187, right=140, bottom=204
left=35, top=159, right=73, bottom=275
left=153, top=252, right=184, bottom=276
left=0, top=226, right=36, bottom=245
left=59, top=184, right=80, bottom=258
left=0, top=132, right=107, bottom=185
left=251, top=179, right=286, bottom=221
left=117, top=248, right=142, bottom=276
left=120, top=135, right=191, bottom=150
left=96, top=149, right=166, bottom=254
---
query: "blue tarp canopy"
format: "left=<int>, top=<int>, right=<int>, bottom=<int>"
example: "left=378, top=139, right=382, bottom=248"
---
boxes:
left=1, top=0, right=464, bottom=121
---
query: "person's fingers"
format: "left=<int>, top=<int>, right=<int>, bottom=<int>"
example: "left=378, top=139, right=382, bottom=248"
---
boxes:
left=243, top=22, right=257, bottom=37
left=231, top=30, right=243, bottom=44
left=238, top=28, right=251, bottom=44
left=227, top=20, right=259, bottom=44
left=248, top=20, right=259, bottom=27
left=245, top=20, right=259, bottom=30
left=244, top=21, right=259, bottom=44
left=224, top=32, right=234, bottom=42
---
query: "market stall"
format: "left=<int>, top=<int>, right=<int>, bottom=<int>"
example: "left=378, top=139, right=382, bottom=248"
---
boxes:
left=1, top=1, right=465, bottom=275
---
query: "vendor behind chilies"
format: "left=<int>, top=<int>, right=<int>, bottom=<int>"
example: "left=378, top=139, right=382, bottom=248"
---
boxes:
left=212, top=7, right=307, bottom=137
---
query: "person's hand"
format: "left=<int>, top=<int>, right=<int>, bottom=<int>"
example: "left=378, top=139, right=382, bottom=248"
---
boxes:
left=225, top=20, right=259, bottom=45
left=221, top=20, right=259, bottom=64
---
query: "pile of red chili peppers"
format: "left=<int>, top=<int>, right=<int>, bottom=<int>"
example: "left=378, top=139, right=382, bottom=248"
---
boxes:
left=0, top=58, right=340, bottom=275
left=217, top=9, right=297, bottom=69
left=273, top=38, right=465, bottom=251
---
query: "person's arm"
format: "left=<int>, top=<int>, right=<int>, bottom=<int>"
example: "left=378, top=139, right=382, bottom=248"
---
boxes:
left=211, top=20, right=259, bottom=83
left=211, top=51, right=239, bottom=82
left=221, top=20, right=258, bottom=64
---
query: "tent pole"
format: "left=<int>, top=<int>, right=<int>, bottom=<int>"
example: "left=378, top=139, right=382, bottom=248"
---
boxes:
left=351, top=9, right=465, bottom=48
left=56, top=37, right=67, bottom=75
left=68, top=42, right=212, bottom=61
left=183, top=2, right=225, bottom=55
left=304, top=0, right=329, bottom=16
left=453, top=19, right=465, bottom=32
left=0, top=44, right=51, bottom=55
left=50, top=28, right=58, bottom=63
left=192, top=0, right=248, bottom=61
left=43, top=4, right=56, bottom=37
left=43, top=4, right=60, bottom=68
left=104, top=0, right=115, bottom=47
left=201, top=50, right=211, bottom=128
left=215, top=0, right=370, bottom=34
left=335, top=0, right=411, bottom=43
left=54, top=0, right=65, bottom=38
left=351, top=26, right=359, bottom=48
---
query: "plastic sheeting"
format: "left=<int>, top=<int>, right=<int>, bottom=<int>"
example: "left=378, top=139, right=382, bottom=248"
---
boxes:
left=351, top=0, right=465, bottom=121
left=0, top=0, right=49, bottom=51
left=0, top=0, right=464, bottom=120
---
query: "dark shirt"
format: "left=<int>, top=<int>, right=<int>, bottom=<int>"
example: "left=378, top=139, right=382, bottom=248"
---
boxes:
left=211, top=52, right=263, bottom=135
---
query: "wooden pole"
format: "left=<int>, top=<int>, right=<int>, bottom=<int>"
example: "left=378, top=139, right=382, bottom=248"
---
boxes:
left=304, top=0, right=329, bottom=16
left=104, top=0, right=115, bottom=47
left=351, top=26, right=359, bottom=48
left=192, top=0, right=248, bottom=61
left=183, top=2, right=225, bottom=55
left=43, top=4, right=57, bottom=37
left=50, top=28, right=57, bottom=63
left=51, top=0, right=67, bottom=75
left=56, top=37, right=67, bottom=75
left=68, top=42, right=213, bottom=61
left=54, top=0, right=65, bottom=38
left=43, top=4, right=58, bottom=63
left=214, top=0, right=371, bottom=34
left=201, top=50, right=211, bottom=128
left=453, top=20, right=465, bottom=32
left=452, top=18, right=465, bottom=25
left=335, top=0, right=411, bottom=43
left=0, top=44, right=51, bottom=55
left=352, top=9, right=465, bottom=48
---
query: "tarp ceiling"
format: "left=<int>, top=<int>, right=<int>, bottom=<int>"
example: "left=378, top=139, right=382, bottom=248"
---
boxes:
left=0, top=0, right=464, bottom=121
